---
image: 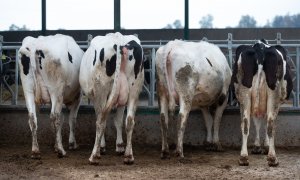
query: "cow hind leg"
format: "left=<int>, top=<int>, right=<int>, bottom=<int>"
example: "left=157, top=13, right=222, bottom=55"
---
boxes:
left=114, top=106, right=125, bottom=155
left=238, top=88, right=252, bottom=166
left=251, top=117, right=263, bottom=154
left=50, top=104, right=66, bottom=158
left=100, top=135, right=106, bottom=155
left=266, top=116, right=279, bottom=167
left=159, top=94, right=170, bottom=159
left=67, top=93, right=81, bottom=150
left=175, top=95, right=192, bottom=158
left=211, top=93, right=229, bottom=152
left=201, top=107, right=214, bottom=151
left=89, top=110, right=107, bottom=165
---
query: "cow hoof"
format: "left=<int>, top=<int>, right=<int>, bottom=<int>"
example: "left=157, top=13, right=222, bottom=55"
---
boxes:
left=262, top=147, right=269, bottom=155
left=69, top=142, right=79, bottom=150
left=203, top=141, right=213, bottom=151
left=212, top=143, right=224, bottom=152
left=116, top=143, right=125, bottom=156
left=251, top=146, right=262, bottom=154
left=31, top=151, right=41, bottom=160
left=89, top=155, right=100, bottom=165
left=100, top=147, right=106, bottom=155
left=175, top=150, right=184, bottom=158
left=57, top=150, right=67, bottom=158
left=267, top=156, right=279, bottom=167
left=238, top=156, right=249, bottom=166
left=124, top=155, right=134, bottom=165
left=161, top=151, right=170, bottom=160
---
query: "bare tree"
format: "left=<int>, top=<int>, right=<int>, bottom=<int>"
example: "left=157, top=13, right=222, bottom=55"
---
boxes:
left=238, top=15, right=257, bottom=28
left=199, top=14, right=214, bottom=28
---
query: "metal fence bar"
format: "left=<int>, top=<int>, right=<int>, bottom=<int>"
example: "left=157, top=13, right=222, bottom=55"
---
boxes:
left=0, top=35, right=3, bottom=105
left=14, top=49, right=19, bottom=105
left=0, top=33, right=300, bottom=108
left=296, top=47, right=300, bottom=107
left=150, top=48, right=156, bottom=106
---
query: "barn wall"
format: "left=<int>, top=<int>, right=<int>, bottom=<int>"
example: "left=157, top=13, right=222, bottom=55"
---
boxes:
left=0, top=106, right=299, bottom=147
left=1, top=28, right=300, bottom=42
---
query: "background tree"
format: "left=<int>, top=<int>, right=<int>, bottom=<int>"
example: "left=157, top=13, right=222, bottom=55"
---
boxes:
left=199, top=14, right=214, bottom=28
left=272, top=13, right=300, bottom=27
left=9, top=24, right=29, bottom=31
left=237, top=15, right=257, bottom=28
left=164, top=19, right=183, bottom=29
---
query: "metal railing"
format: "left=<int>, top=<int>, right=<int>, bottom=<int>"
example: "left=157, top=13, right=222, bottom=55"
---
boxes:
left=0, top=33, right=299, bottom=108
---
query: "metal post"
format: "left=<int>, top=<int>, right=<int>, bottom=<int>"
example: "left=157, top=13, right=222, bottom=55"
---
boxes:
left=87, top=34, right=93, bottom=47
left=227, top=33, right=234, bottom=106
left=41, top=0, right=46, bottom=35
left=114, top=0, right=121, bottom=32
left=227, top=33, right=233, bottom=69
left=14, top=49, right=19, bottom=105
left=184, top=0, right=189, bottom=40
left=296, top=47, right=300, bottom=107
left=0, top=35, right=3, bottom=104
left=276, top=32, right=281, bottom=44
left=150, top=48, right=156, bottom=106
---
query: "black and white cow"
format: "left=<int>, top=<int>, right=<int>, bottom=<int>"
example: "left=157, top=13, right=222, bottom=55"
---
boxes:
left=156, top=40, right=232, bottom=159
left=232, top=40, right=293, bottom=166
left=18, top=34, right=84, bottom=158
left=79, top=32, right=144, bottom=165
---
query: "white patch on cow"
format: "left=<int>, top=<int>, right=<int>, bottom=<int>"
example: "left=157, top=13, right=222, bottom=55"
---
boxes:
left=156, top=40, right=232, bottom=157
left=80, top=32, right=144, bottom=164
left=18, top=34, right=84, bottom=158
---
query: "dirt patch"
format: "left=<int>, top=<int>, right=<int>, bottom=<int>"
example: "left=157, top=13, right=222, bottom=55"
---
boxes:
left=0, top=144, right=299, bottom=179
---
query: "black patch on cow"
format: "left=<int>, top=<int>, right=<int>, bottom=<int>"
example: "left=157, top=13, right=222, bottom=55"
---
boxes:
left=125, top=40, right=143, bottom=79
left=106, top=54, right=117, bottom=77
left=218, top=93, right=226, bottom=106
left=260, top=39, right=268, bottom=44
left=129, top=55, right=133, bottom=61
left=232, top=45, right=250, bottom=84
left=99, top=48, right=104, bottom=63
left=284, top=59, right=293, bottom=99
left=93, top=50, right=97, bottom=66
left=241, top=47, right=258, bottom=88
left=140, top=59, right=144, bottom=72
left=253, top=42, right=266, bottom=65
left=263, top=47, right=280, bottom=90
left=26, top=47, right=30, bottom=51
left=274, top=45, right=287, bottom=60
left=113, top=44, right=117, bottom=51
left=206, top=57, right=213, bottom=67
left=21, top=54, right=30, bottom=75
left=68, top=52, right=73, bottom=63
left=36, top=50, right=44, bottom=70
left=243, top=118, right=248, bottom=135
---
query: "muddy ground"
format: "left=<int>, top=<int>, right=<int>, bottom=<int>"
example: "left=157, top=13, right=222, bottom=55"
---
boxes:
left=0, top=144, right=299, bottom=180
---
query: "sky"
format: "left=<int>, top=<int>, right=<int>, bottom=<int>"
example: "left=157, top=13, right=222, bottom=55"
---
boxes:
left=0, top=0, right=300, bottom=31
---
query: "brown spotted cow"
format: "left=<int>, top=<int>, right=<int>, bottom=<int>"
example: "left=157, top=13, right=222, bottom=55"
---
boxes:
left=232, top=40, right=293, bottom=166
left=79, top=32, right=144, bottom=165
left=18, top=34, right=84, bottom=159
left=156, top=40, right=232, bottom=159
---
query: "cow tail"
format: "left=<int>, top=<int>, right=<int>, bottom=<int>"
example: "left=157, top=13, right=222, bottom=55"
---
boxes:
left=164, top=49, right=176, bottom=112
left=105, top=45, right=122, bottom=111
left=253, top=64, right=263, bottom=113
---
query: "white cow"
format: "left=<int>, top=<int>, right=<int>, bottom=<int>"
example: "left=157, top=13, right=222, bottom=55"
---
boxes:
left=79, top=32, right=144, bottom=165
left=18, top=34, right=84, bottom=159
left=156, top=40, right=232, bottom=159
left=232, top=40, right=293, bottom=166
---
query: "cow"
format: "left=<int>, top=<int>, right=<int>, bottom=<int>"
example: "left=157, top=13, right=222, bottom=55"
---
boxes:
left=18, top=34, right=84, bottom=159
left=79, top=32, right=144, bottom=165
left=155, top=40, right=232, bottom=159
left=232, top=40, right=293, bottom=166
